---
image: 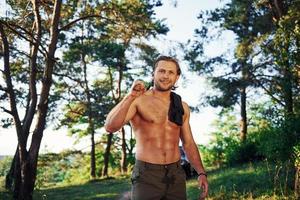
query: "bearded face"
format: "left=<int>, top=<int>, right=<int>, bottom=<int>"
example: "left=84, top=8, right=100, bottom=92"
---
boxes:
left=153, top=60, right=179, bottom=92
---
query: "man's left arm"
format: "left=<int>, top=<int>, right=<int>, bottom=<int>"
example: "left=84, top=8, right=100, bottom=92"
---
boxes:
left=180, top=102, right=208, bottom=198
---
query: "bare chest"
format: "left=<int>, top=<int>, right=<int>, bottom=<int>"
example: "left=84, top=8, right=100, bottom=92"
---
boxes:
left=136, top=98, right=169, bottom=124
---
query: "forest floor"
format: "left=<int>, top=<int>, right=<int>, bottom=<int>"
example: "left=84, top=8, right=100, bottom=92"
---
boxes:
left=0, top=161, right=297, bottom=200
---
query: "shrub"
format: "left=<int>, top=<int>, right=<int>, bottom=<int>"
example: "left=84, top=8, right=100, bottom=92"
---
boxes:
left=201, top=132, right=263, bottom=167
left=256, top=117, right=299, bottom=163
left=0, top=156, right=12, bottom=177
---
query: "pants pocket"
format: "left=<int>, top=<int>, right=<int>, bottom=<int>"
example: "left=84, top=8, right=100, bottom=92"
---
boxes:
left=131, top=167, right=141, bottom=184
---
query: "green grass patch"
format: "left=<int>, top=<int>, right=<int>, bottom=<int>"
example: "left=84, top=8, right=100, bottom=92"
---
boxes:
left=0, top=176, right=131, bottom=200
left=34, top=177, right=131, bottom=200
left=187, top=161, right=296, bottom=200
left=1, top=161, right=297, bottom=200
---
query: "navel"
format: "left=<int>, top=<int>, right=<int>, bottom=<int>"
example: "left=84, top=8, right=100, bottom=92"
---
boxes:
left=163, top=151, right=167, bottom=163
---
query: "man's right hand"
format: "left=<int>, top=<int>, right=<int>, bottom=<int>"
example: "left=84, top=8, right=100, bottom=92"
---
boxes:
left=130, top=80, right=146, bottom=97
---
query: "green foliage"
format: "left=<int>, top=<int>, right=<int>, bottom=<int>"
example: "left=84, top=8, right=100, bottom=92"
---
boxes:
left=34, top=141, right=131, bottom=188
left=201, top=103, right=298, bottom=168
left=188, top=162, right=296, bottom=200
left=35, top=150, right=111, bottom=188
left=185, top=0, right=300, bottom=149
left=256, top=116, right=300, bottom=163
left=101, top=0, right=168, bottom=41
left=294, top=144, right=300, bottom=167
left=202, top=131, right=264, bottom=168
left=0, top=156, right=12, bottom=177
left=2, top=161, right=296, bottom=199
left=36, top=152, right=84, bottom=188
left=224, top=135, right=263, bottom=165
left=205, top=108, right=299, bottom=171
left=207, top=77, right=241, bottom=108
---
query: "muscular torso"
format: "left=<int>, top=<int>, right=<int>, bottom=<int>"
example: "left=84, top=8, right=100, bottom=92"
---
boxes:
left=130, top=91, right=183, bottom=164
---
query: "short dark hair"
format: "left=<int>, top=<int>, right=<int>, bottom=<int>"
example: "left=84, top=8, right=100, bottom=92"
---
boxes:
left=153, top=56, right=181, bottom=75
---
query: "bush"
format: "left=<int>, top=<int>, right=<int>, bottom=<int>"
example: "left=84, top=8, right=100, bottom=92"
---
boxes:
left=203, top=114, right=300, bottom=169
left=201, top=132, right=263, bottom=167
left=225, top=138, right=264, bottom=166
left=0, top=156, right=12, bottom=177
left=36, top=151, right=90, bottom=188
left=256, top=117, right=300, bottom=163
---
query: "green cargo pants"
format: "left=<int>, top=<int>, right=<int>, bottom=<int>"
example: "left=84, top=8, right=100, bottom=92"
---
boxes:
left=131, top=159, right=187, bottom=200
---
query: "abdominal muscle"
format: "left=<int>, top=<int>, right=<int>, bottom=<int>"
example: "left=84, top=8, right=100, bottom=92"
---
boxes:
left=131, top=118, right=181, bottom=164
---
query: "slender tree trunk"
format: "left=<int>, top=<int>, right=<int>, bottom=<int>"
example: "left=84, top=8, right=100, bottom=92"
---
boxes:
left=120, top=127, right=127, bottom=174
left=103, top=133, right=113, bottom=177
left=282, top=63, right=294, bottom=118
left=104, top=59, right=125, bottom=177
left=0, top=19, right=27, bottom=200
left=240, top=85, right=247, bottom=142
left=128, top=125, right=135, bottom=158
left=82, top=50, right=96, bottom=178
left=240, top=62, right=248, bottom=142
left=90, top=124, right=96, bottom=178
left=5, top=149, right=22, bottom=199
left=295, top=166, right=300, bottom=199
left=5, top=148, right=18, bottom=191
left=19, top=152, right=34, bottom=200
left=19, top=1, right=62, bottom=199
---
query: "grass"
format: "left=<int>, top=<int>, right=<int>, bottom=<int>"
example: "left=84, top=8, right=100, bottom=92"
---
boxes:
left=187, top=161, right=296, bottom=200
left=34, top=177, right=131, bottom=200
left=0, top=162, right=297, bottom=200
left=0, top=176, right=131, bottom=200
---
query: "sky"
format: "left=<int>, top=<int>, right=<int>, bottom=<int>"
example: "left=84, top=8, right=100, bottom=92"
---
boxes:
left=0, top=0, right=233, bottom=155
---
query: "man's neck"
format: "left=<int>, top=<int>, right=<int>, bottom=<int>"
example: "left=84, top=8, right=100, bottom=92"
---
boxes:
left=152, top=88, right=171, bottom=101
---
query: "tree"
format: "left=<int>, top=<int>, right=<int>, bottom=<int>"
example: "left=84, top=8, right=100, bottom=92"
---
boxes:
left=55, top=17, right=112, bottom=178
left=253, top=0, right=300, bottom=118
left=186, top=0, right=299, bottom=194
left=49, top=0, right=167, bottom=178
left=0, top=0, right=120, bottom=198
left=185, top=1, right=268, bottom=141
left=91, top=0, right=168, bottom=176
left=0, top=1, right=62, bottom=198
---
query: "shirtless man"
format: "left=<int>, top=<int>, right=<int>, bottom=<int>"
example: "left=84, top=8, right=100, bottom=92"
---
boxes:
left=105, top=56, right=208, bottom=200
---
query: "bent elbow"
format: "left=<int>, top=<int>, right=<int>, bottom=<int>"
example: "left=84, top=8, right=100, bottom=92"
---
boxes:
left=104, top=124, right=114, bottom=133
left=104, top=123, right=119, bottom=133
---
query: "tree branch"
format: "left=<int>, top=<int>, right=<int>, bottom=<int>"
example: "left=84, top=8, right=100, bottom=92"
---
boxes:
left=0, top=106, right=13, bottom=115
left=0, top=21, right=23, bottom=142
left=52, top=62, right=83, bottom=83
left=29, top=0, right=62, bottom=158
left=0, top=84, right=7, bottom=92
left=0, top=20, right=48, bottom=57
left=59, top=14, right=116, bottom=31
left=251, top=72, right=285, bottom=107
left=23, top=0, right=42, bottom=134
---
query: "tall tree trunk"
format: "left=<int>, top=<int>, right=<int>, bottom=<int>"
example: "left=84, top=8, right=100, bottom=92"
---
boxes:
left=104, top=59, right=125, bottom=177
left=5, top=149, right=22, bottom=199
left=19, top=1, right=62, bottom=199
left=103, top=133, right=113, bottom=177
left=240, top=85, right=247, bottom=142
left=0, top=19, right=27, bottom=200
left=127, top=125, right=135, bottom=159
left=120, top=127, right=127, bottom=174
left=19, top=152, right=36, bottom=200
left=240, top=62, right=248, bottom=142
left=295, top=166, right=300, bottom=199
left=82, top=50, right=96, bottom=178
left=5, top=148, right=18, bottom=191
left=90, top=123, right=96, bottom=178
left=282, top=60, right=294, bottom=118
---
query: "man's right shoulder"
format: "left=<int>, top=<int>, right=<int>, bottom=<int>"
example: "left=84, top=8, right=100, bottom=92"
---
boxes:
left=133, top=90, right=152, bottom=104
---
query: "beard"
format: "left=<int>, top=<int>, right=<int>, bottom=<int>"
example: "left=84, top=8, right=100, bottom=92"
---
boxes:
left=153, top=80, right=174, bottom=91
